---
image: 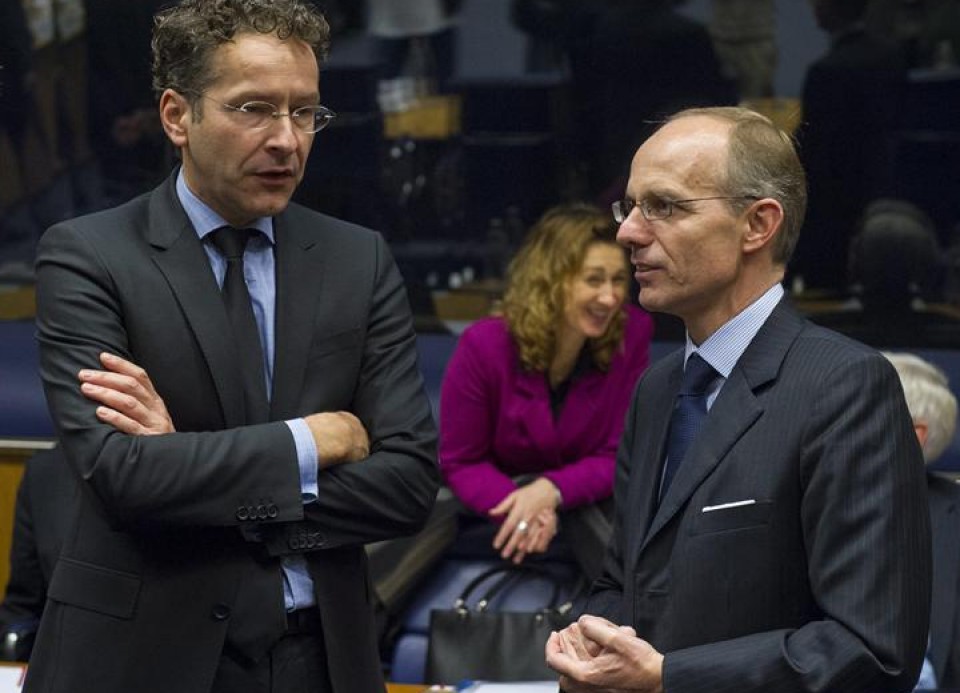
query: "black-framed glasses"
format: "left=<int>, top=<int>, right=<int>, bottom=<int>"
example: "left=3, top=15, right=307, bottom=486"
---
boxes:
left=188, top=92, right=337, bottom=133
left=612, top=195, right=760, bottom=223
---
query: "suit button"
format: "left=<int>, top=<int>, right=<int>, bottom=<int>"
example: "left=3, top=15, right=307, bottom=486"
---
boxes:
left=256, top=504, right=267, bottom=519
left=211, top=604, right=231, bottom=621
left=247, top=505, right=257, bottom=519
left=306, top=534, right=316, bottom=548
left=288, top=535, right=301, bottom=550
left=236, top=506, right=249, bottom=521
left=267, top=504, right=279, bottom=518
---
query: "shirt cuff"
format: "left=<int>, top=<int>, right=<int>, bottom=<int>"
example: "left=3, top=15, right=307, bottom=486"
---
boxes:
left=286, top=418, right=318, bottom=503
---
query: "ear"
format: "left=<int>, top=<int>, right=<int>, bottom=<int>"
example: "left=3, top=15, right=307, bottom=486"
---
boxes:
left=742, top=198, right=784, bottom=256
left=914, top=421, right=929, bottom=451
left=159, top=88, right=190, bottom=148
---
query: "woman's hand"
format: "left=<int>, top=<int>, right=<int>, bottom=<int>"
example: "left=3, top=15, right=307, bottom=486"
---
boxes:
left=490, top=477, right=561, bottom=563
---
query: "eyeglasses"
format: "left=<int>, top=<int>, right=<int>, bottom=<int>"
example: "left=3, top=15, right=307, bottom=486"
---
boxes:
left=188, top=92, right=337, bottom=133
left=612, top=195, right=760, bottom=223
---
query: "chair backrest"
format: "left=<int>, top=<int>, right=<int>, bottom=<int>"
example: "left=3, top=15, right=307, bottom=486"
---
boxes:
left=0, top=320, right=54, bottom=440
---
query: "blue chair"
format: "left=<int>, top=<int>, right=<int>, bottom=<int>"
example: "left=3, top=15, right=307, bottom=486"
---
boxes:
left=0, top=320, right=54, bottom=441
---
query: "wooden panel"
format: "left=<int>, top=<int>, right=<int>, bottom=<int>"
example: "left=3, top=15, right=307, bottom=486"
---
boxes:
left=0, top=287, right=37, bottom=321
left=0, top=450, right=31, bottom=602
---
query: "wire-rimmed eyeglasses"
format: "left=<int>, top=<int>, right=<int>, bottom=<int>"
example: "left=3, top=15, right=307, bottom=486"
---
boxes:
left=187, top=92, right=337, bottom=134
left=612, top=195, right=760, bottom=223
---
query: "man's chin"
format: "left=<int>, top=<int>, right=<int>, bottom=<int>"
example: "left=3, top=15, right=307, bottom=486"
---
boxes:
left=247, top=194, right=295, bottom=219
left=638, top=290, right=678, bottom=317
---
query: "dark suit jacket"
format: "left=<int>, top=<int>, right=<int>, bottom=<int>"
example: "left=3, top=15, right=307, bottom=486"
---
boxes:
left=929, top=472, right=960, bottom=688
left=0, top=449, right=76, bottom=629
left=587, top=298, right=931, bottom=692
left=28, top=172, right=440, bottom=693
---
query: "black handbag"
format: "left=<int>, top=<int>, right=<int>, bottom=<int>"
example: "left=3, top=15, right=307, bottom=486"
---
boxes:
left=425, top=563, right=579, bottom=683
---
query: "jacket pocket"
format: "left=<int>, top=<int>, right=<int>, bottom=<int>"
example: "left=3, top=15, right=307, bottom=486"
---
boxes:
left=689, top=500, right=772, bottom=535
left=47, top=557, right=141, bottom=619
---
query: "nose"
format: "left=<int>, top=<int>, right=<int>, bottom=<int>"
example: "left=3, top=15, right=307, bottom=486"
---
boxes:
left=598, top=283, right=619, bottom=306
left=616, top=213, right=653, bottom=249
left=264, top=115, right=303, bottom=153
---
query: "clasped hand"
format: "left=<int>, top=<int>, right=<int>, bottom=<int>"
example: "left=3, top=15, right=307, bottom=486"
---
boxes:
left=490, top=477, right=561, bottom=564
left=546, top=614, right=664, bottom=693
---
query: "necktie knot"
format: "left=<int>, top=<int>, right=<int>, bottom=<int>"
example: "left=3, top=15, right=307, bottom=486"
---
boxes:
left=210, top=227, right=256, bottom=261
left=680, top=353, right=717, bottom=396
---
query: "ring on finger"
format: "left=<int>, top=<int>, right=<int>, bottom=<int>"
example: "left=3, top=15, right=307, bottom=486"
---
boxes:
left=517, top=519, right=529, bottom=533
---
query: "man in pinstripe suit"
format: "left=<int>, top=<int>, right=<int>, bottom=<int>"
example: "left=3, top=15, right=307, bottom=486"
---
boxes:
left=546, top=106, right=931, bottom=692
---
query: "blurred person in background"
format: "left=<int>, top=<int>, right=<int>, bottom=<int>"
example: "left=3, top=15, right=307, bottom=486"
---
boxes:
left=708, top=0, right=777, bottom=98
left=366, top=0, right=460, bottom=98
left=884, top=351, right=960, bottom=692
left=440, top=203, right=654, bottom=581
left=793, top=0, right=905, bottom=293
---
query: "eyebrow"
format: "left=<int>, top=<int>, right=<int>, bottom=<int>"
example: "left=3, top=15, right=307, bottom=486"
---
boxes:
left=627, top=187, right=683, bottom=201
left=225, top=91, right=321, bottom=104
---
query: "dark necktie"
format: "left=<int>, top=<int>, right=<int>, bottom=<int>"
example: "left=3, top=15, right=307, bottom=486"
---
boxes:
left=209, top=227, right=269, bottom=424
left=210, top=228, right=283, bottom=662
left=660, top=353, right=718, bottom=502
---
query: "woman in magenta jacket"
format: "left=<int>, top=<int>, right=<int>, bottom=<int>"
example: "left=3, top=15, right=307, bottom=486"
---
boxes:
left=440, top=203, right=654, bottom=578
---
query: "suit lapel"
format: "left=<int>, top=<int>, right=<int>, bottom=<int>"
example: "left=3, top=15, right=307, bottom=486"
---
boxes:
left=146, top=176, right=247, bottom=427
left=644, top=368, right=763, bottom=546
left=639, top=299, right=805, bottom=552
left=628, top=352, right=683, bottom=549
left=514, top=369, right=561, bottom=459
left=515, top=360, right=613, bottom=461
left=270, top=213, right=326, bottom=420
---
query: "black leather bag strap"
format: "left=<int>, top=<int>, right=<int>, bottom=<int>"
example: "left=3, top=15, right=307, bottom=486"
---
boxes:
left=478, top=565, right=562, bottom=612
left=454, top=563, right=563, bottom=612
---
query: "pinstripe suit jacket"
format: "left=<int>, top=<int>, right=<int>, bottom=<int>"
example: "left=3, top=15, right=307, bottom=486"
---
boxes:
left=588, top=298, right=931, bottom=692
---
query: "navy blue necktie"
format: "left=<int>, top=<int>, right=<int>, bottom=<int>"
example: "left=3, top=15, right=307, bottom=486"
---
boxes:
left=210, top=227, right=269, bottom=424
left=660, top=353, right=717, bottom=502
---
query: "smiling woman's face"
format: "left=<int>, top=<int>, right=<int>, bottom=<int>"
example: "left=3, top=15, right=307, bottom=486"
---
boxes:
left=561, top=242, right=629, bottom=340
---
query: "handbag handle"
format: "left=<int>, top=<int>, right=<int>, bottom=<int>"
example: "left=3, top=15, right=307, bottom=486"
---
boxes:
left=453, top=563, right=564, bottom=613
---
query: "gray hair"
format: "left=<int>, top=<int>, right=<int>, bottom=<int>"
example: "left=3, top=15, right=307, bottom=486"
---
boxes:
left=883, top=352, right=958, bottom=464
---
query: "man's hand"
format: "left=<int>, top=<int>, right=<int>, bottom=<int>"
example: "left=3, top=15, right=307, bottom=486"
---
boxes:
left=546, top=615, right=663, bottom=693
left=79, top=352, right=175, bottom=435
left=304, top=411, right=370, bottom=468
left=491, top=477, right=561, bottom=563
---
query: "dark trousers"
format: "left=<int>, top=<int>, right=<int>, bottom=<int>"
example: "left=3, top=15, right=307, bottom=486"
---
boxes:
left=211, top=619, right=333, bottom=693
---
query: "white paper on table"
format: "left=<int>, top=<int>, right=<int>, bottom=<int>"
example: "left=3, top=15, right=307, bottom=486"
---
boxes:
left=0, top=665, right=26, bottom=693
left=460, top=682, right=558, bottom=693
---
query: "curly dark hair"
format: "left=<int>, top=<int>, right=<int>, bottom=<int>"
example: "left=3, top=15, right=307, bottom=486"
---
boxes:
left=151, top=0, right=330, bottom=102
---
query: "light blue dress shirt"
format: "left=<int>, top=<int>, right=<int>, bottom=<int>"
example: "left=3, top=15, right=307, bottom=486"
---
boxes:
left=683, top=282, right=785, bottom=410
left=915, top=653, right=938, bottom=690
left=176, top=172, right=318, bottom=611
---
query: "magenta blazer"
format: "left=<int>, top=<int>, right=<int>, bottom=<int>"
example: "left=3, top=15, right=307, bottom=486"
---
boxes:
left=439, top=305, right=654, bottom=515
